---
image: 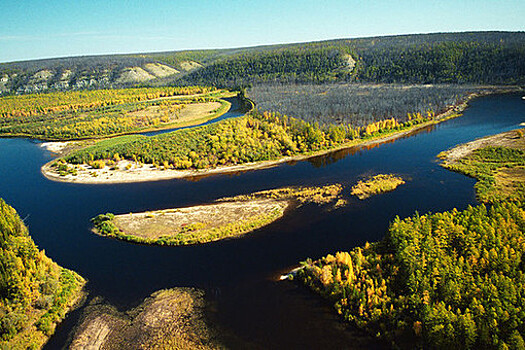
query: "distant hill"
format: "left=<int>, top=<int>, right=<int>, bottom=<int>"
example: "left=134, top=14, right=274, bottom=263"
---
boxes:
left=1, top=31, right=524, bottom=94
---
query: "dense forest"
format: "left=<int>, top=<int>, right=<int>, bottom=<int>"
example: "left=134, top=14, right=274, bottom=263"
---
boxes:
left=1, top=32, right=524, bottom=95
left=0, top=199, right=85, bottom=349
left=248, top=83, right=482, bottom=126
left=176, top=47, right=354, bottom=87
left=297, top=200, right=525, bottom=349
left=62, top=107, right=436, bottom=170
left=298, top=133, right=525, bottom=349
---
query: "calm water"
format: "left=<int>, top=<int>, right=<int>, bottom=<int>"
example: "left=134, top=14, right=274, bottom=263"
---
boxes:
left=0, top=93, right=523, bottom=349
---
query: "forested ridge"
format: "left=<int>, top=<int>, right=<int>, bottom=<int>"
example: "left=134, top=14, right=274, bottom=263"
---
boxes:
left=0, top=199, right=85, bottom=349
left=2, top=32, right=524, bottom=95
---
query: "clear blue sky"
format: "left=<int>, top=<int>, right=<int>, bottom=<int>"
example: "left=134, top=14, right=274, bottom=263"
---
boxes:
left=1, top=0, right=524, bottom=63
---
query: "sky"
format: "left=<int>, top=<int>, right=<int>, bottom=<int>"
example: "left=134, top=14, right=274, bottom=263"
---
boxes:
left=1, top=0, right=524, bottom=63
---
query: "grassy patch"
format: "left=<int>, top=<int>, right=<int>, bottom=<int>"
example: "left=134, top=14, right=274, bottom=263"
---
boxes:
left=351, top=174, right=405, bottom=199
left=70, top=288, right=224, bottom=349
left=91, top=184, right=344, bottom=246
left=444, top=145, right=525, bottom=202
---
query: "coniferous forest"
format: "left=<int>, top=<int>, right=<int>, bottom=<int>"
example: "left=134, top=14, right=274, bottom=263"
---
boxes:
left=0, top=199, right=85, bottom=349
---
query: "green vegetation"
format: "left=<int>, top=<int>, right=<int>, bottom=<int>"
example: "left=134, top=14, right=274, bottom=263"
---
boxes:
left=0, top=199, right=85, bottom=349
left=443, top=146, right=525, bottom=203
left=297, top=131, right=525, bottom=349
left=351, top=174, right=405, bottom=200
left=0, top=86, right=231, bottom=140
left=297, top=201, right=525, bottom=349
left=91, top=184, right=344, bottom=246
left=62, top=107, right=440, bottom=170
left=1, top=32, right=523, bottom=95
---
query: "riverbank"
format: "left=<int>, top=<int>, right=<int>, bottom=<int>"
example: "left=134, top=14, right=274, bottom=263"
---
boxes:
left=439, top=128, right=525, bottom=202
left=41, top=88, right=519, bottom=184
left=0, top=198, right=86, bottom=350
left=91, top=184, right=344, bottom=246
left=70, top=288, right=224, bottom=349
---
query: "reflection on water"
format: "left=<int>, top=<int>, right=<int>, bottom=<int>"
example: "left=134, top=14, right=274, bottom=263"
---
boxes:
left=0, top=93, right=523, bottom=349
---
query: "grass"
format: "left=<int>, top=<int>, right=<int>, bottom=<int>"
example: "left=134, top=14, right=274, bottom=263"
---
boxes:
left=91, top=184, right=344, bottom=246
left=351, top=174, right=405, bottom=199
left=441, top=130, right=525, bottom=202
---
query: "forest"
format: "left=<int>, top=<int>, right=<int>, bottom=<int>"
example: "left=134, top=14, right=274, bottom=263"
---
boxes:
left=297, top=200, right=525, bottom=349
left=248, top=83, right=481, bottom=126
left=0, top=86, right=228, bottom=139
left=1, top=32, right=524, bottom=95
left=62, top=107, right=436, bottom=170
left=0, top=199, right=85, bottom=349
left=297, top=133, right=525, bottom=349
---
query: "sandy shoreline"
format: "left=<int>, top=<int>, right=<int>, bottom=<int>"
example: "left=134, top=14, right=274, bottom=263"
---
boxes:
left=439, top=128, right=525, bottom=165
left=40, top=89, right=518, bottom=185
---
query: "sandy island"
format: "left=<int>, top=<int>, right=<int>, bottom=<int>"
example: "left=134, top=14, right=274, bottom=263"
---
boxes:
left=41, top=89, right=517, bottom=185
left=92, top=184, right=344, bottom=246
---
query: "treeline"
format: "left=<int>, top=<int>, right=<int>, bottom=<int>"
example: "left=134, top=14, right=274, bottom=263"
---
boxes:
left=0, top=199, right=84, bottom=348
left=63, top=108, right=432, bottom=169
left=178, top=47, right=353, bottom=87
left=0, top=86, right=213, bottom=120
left=2, top=32, right=524, bottom=94
left=297, top=200, right=525, bottom=349
left=358, top=42, right=525, bottom=84
left=178, top=32, right=525, bottom=87
left=248, top=83, right=477, bottom=126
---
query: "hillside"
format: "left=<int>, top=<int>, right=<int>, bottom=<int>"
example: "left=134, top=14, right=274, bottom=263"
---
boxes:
left=1, top=31, right=524, bottom=95
left=0, top=199, right=85, bottom=349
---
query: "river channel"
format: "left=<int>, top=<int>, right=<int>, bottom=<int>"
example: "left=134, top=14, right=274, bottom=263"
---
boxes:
left=0, top=93, right=523, bottom=349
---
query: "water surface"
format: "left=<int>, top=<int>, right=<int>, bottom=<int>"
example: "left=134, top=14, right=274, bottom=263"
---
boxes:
left=0, top=93, right=523, bottom=349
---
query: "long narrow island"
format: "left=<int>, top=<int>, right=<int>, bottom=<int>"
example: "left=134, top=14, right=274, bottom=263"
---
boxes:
left=92, top=184, right=345, bottom=246
left=41, top=88, right=488, bottom=184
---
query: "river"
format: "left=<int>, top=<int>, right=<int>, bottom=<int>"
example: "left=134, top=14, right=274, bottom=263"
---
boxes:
left=0, top=93, right=523, bottom=349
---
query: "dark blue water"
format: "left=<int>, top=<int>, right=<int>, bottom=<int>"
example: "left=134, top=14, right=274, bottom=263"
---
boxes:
left=140, top=96, right=246, bottom=137
left=0, top=93, right=523, bottom=349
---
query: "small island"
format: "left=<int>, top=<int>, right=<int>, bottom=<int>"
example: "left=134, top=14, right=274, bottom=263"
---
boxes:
left=350, top=174, right=405, bottom=199
left=92, top=184, right=345, bottom=246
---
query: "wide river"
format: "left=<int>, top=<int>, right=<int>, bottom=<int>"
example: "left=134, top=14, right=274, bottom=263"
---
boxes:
left=0, top=93, right=523, bottom=349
